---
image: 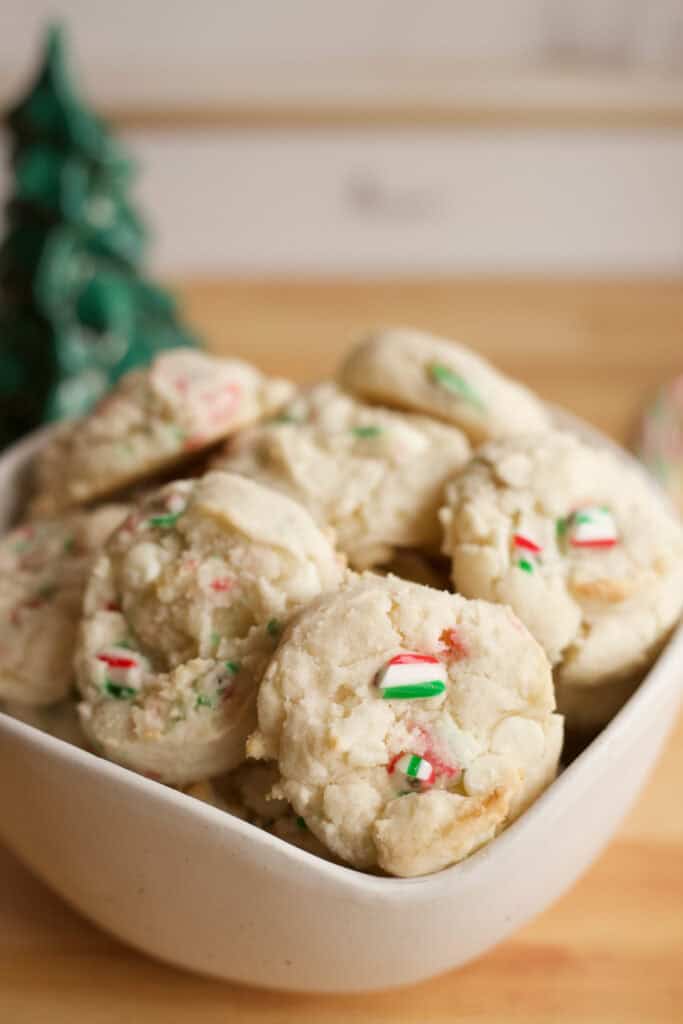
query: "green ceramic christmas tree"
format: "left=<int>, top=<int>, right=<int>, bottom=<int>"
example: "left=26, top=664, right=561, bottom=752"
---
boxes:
left=0, top=23, right=199, bottom=447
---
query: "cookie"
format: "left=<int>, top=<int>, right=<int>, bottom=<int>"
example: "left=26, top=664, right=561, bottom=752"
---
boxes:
left=0, top=504, right=129, bottom=706
left=75, top=472, right=344, bottom=785
left=214, top=383, right=470, bottom=568
left=339, top=328, right=549, bottom=444
left=248, top=573, right=562, bottom=877
left=31, top=348, right=294, bottom=517
left=441, top=431, right=683, bottom=720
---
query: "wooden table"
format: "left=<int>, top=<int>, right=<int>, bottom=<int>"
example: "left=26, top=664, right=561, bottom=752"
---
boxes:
left=2, top=277, right=682, bottom=1023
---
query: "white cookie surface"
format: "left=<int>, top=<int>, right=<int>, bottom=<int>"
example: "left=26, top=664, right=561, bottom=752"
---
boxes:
left=0, top=505, right=129, bottom=706
left=31, top=349, right=294, bottom=516
left=249, top=573, right=561, bottom=877
left=441, top=432, right=683, bottom=708
left=75, top=472, right=344, bottom=785
left=214, top=383, right=470, bottom=568
left=339, top=328, right=549, bottom=444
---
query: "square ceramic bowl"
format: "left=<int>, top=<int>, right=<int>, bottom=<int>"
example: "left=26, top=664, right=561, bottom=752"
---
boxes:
left=0, top=421, right=681, bottom=994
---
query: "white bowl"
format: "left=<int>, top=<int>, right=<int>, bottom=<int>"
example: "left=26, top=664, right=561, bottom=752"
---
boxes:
left=0, top=423, right=681, bottom=994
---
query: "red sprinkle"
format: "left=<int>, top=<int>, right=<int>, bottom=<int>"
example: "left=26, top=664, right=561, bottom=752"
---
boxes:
left=97, top=653, right=137, bottom=669
left=210, top=577, right=234, bottom=592
left=416, top=726, right=460, bottom=780
left=513, top=533, right=542, bottom=553
left=105, top=601, right=121, bottom=612
left=439, top=627, right=468, bottom=660
left=570, top=538, right=618, bottom=549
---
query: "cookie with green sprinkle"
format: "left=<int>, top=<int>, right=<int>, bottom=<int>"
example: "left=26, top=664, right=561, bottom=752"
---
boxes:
left=339, top=328, right=549, bottom=444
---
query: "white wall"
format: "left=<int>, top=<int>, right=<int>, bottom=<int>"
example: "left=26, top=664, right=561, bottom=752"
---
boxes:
left=2, top=1, right=683, bottom=274
left=1, top=0, right=682, bottom=109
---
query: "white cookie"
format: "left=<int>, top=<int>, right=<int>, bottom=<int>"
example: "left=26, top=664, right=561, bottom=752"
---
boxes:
left=249, top=573, right=562, bottom=877
left=0, top=505, right=129, bottom=706
left=214, top=383, right=470, bottom=568
left=31, top=349, right=293, bottom=517
left=441, top=432, right=683, bottom=720
left=75, top=472, right=344, bottom=785
left=339, top=328, right=549, bottom=444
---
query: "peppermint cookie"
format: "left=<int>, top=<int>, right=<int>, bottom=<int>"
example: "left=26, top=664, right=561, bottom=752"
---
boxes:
left=248, top=573, right=562, bottom=877
left=214, top=383, right=470, bottom=568
left=339, top=328, right=549, bottom=444
left=441, top=432, right=683, bottom=721
left=75, top=472, right=344, bottom=785
left=0, top=504, right=128, bottom=706
left=31, top=348, right=293, bottom=517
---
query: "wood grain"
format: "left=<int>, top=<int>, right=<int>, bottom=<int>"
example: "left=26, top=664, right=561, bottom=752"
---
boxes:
left=2, top=276, right=682, bottom=1022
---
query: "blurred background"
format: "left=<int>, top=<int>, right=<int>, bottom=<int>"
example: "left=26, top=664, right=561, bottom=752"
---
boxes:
left=2, top=0, right=683, bottom=275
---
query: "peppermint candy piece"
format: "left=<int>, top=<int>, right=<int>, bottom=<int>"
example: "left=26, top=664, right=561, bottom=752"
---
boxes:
left=389, top=752, right=435, bottom=787
left=567, top=506, right=618, bottom=549
left=513, top=532, right=542, bottom=573
left=377, top=653, right=447, bottom=700
left=96, top=646, right=148, bottom=698
left=427, top=362, right=484, bottom=411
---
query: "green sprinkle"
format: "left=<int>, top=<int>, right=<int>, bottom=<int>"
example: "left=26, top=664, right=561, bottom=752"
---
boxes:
left=195, top=694, right=214, bottom=709
left=295, top=816, right=307, bottom=830
left=148, top=511, right=182, bottom=529
left=63, top=536, right=75, bottom=553
left=381, top=680, right=446, bottom=701
left=517, top=558, right=534, bottom=573
left=405, top=754, right=422, bottom=779
left=352, top=425, right=383, bottom=438
left=556, top=517, right=568, bottom=537
left=574, top=512, right=592, bottom=525
left=225, top=660, right=241, bottom=674
left=104, top=681, right=137, bottom=700
left=267, top=619, right=281, bottom=637
left=427, top=363, right=484, bottom=410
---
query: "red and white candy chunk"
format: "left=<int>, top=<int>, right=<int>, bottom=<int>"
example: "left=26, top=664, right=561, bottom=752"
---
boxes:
left=569, top=506, right=618, bottom=549
left=376, top=653, right=447, bottom=700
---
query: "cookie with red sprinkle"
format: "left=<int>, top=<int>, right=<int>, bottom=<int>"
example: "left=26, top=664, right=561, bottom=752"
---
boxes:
left=30, top=349, right=293, bottom=517
left=441, top=431, right=683, bottom=725
left=75, top=472, right=344, bottom=785
left=0, top=504, right=128, bottom=706
left=248, top=573, right=561, bottom=877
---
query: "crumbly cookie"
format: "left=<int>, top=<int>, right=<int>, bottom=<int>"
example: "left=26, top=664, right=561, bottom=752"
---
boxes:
left=213, top=383, right=470, bottom=568
left=75, top=472, right=344, bottom=785
left=339, top=328, right=549, bottom=444
left=441, top=432, right=683, bottom=715
left=31, top=349, right=294, bottom=517
left=248, top=573, right=562, bottom=877
left=0, top=505, right=129, bottom=706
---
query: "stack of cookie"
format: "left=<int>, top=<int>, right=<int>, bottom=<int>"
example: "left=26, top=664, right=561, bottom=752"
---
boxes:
left=2, top=335, right=681, bottom=878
